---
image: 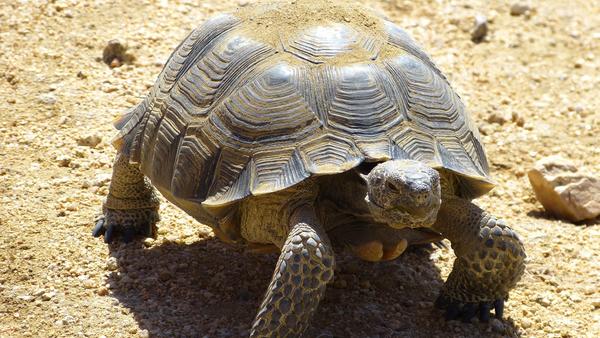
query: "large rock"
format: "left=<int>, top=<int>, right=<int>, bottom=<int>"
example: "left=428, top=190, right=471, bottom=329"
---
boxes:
left=528, top=156, right=600, bottom=222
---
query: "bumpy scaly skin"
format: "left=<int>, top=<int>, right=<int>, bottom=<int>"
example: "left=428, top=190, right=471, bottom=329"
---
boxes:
left=93, top=153, right=160, bottom=243
left=364, top=160, right=441, bottom=228
left=432, top=196, right=526, bottom=321
left=250, top=206, right=334, bottom=338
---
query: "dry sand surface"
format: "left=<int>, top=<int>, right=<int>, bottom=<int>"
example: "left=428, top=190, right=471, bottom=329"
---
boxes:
left=1, top=0, right=599, bottom=337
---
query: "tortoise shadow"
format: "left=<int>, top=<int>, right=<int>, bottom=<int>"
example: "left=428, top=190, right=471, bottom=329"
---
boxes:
left=106, top=239, right=522, bottom=337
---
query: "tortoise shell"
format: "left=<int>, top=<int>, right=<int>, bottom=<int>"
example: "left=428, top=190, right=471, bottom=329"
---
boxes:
left=113, top=1, right=493, bottom=225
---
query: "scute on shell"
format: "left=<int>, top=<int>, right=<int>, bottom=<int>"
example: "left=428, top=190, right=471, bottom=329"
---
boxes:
left=112, top=1, right=493, bottom=220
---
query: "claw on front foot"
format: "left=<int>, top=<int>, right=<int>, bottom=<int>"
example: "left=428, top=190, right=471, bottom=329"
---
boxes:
left=92, top=208, right=159, bottom=243
left=92, top=218, right=106, bottom=238
left=435, top=294, right=505, bottom=323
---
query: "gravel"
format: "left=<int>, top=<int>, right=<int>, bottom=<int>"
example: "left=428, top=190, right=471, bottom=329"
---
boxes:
left=1, top=0, right=599, bottom=337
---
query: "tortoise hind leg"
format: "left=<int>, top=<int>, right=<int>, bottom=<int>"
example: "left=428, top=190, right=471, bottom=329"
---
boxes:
left=92, top=153, right=160, bottom=243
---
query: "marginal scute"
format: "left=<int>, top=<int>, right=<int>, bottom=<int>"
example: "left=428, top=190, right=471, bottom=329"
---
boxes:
left=169, top=14, right=243, bottom=88
left=383, top=54, right=492, bottom=197
left=170, top=126, right=220, bottom=201
left=250, top=148, right=310, bottom=195
left=111, top=97, right=150, bottom=154
left=354, top=136, right=393, bottom=160
left=147, top=110, right=185, bottom=189
left=131, top=14, right=242, bottom=167
left=116, top=14, right=242, bottom=145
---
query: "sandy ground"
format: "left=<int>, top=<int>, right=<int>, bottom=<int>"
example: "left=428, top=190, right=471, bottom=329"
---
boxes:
left=1, top=0, right=599, bottom=337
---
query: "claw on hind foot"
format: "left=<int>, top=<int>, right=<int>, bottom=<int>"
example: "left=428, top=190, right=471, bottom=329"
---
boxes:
left=435, top=294, right=505, bottom=323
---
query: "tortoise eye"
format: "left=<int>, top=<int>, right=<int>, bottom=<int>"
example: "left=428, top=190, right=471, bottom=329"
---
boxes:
left=386, top=181, right=400, bottom=192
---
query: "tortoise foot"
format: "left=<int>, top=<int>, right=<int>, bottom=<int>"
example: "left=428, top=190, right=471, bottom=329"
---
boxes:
left=92, top=208, right=159, bottom=243
left=435, top=294, right=504, bottom=323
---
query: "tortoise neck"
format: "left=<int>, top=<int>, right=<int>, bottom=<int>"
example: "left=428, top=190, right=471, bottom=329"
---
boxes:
left=439, top=170, right=457, bottom=198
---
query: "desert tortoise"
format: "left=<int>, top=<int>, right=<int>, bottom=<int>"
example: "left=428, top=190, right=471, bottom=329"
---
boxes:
left=92, top=1, right=526, bottom=336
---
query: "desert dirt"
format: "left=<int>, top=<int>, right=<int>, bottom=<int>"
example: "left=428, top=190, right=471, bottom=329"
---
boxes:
left=1, top=0, right=599, bottom=337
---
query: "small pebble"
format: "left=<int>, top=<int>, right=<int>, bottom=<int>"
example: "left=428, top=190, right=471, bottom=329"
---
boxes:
left=510, top=3, right=530, bottom=16
left=17, top=295, right=34, bottom=302
left=487, top=111, right=511, bottom=125
left=143, top=238, right=155, bottom=247
left=77, top=134, right=102, bottom=148
left=511, top=111, right=525, bottom=126
left=93, top=173, right=112, bottom=187
left=535, top=295, right=552, bottom=307
left=41, top=292, right=56, bottom=301
left=82, top=279, right=96, bottom=289
left=38, top=93, right=57, bottom=105
left=110, top=58, right=121, bottom=68
left=521, top=318, right=533, bottom=329
left=478, top=124, right=494, bottom=136
left=105, top=257, right=118, bottom=271
left=158, top=271, right=172, bottom=281
left=359, top=280, right=371, bottom=289
left=102, top=39, right=135, bottom=67
left=56, top=155, right=72, bottom=167
left=333, top=279, right=347, bottom=289
left=471, top=14, right=488, bottom=43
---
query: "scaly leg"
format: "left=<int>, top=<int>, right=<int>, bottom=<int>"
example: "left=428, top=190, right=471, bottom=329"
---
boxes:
left=250, top=205, right=334, bottom=337
left=92, top=153, right=160, bottom=243
left=432, top=196, right=526, bottom=322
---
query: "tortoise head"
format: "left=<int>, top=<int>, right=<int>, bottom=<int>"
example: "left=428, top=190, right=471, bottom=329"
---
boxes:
left=362, top=160, right=441, bottom=228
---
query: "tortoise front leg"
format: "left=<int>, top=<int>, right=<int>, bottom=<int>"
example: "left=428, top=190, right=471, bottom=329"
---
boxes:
left=432, top=196, right=526, bottom=322
left=92, top=153, right=160, bottom=243
left=250, top=205, right=334, bottom=337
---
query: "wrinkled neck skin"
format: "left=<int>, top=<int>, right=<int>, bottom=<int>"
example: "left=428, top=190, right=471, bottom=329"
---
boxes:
left=363, top=160, right=443, bottom=229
